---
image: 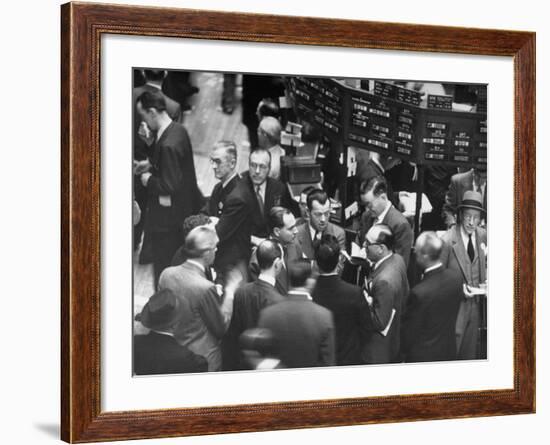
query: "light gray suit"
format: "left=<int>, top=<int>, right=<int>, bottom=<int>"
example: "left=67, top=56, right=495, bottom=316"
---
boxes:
left=159, top=261, right=227, bottom=371
left=441, top=225, right=487, bottom=360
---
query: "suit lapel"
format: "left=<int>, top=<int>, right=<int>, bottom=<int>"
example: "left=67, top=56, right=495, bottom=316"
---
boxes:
left=450, top=226, right=470, bottom=283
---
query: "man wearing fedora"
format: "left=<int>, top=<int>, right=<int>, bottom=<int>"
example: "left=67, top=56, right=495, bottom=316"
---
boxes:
left=441, top=190, right=487, bottom=360
left=134, top=288, right=208, bottom=375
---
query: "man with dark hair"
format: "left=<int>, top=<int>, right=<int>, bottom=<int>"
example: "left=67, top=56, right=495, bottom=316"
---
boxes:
left=296, top=185, right=319, bottom=226
left=312, top=235, right=370, bottom=365
left=170, top=214, right=212, bottom=267
left=256, top=98, right=280, bottom=122
left=258, top=260, right=335, bottom=368
left=159, top=226, right=241, bottom=371
left=132, top=69, right=182, bottom=253
left=359, top=175, right=413, bottom=267
left=440, top=191, right=487, bottom=360
left=401, top=232, right=463, bottom=362
left=296, top=188, right=346, bottom=259
left=206, top=141, right=240, bottom=218
left=222, top=240, right=285, bottom=370
left=214, top=149, right=291, bottom=280
left=249, top=206, right=303, bottom=295
left=134, top=288, right=208, bottom=375
left=136, top=89, right=203, bottom=288
left=362, top=224, right=409, bottom=364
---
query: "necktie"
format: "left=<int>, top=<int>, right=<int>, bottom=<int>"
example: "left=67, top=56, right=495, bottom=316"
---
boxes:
left=255, top=185, right=264, bottom=216
left=467, top=234, right=475, bottom=262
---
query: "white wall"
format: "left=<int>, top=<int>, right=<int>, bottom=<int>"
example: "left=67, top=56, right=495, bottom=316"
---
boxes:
left=0, top=0, right=545, bottom=444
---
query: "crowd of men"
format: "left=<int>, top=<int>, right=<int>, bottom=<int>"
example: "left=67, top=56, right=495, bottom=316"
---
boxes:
left=133, top=72, right=488, bottom=375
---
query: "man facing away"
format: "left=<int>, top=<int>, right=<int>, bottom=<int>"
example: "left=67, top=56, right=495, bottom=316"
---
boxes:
left=401, top=231, right=463, bottom=363
left=312, top=235, right=370, bottom=366
left=249, top=206, right=303, bottom=295
left=296, top=189, right=346, bottom=260
left=223, top=239, right=286, bottom=371
left=362, top=224, right=409, bottom=364
left=134, top=288, right=208, bottom=375
left=258, top=259, right=335, bottom=369
left=159, top=226, right=241, bottom=371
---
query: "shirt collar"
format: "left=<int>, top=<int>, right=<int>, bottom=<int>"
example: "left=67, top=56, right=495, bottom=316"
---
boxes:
left=186, top=259, right=205, bottom=273
left=288, top=290, right=312, bottom=300
left=145, top=82, right=162, bottom=90
left=376, top=200, right=392, bottom=224
left=460, top=226, right=476, bottom=250
left=374, top=252, right=393, bottom=271
left=424, top=262, right=443, bottom=274
left=222, top=171, right=238, bottom=189
left=156, top=120, right=171, bottom=141
left=258, top=274, right=276, bottom=287
left=372, top=157, right=385, bottom=173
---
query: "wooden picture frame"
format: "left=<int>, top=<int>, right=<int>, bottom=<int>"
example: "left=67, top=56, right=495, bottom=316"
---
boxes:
left=61, top=2, right=535, bottom=442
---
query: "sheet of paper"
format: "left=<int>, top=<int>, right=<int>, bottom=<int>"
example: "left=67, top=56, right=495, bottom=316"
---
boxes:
left=380, top=308, right=396, bottom=337
left=399, top=192, right=432, bottom=215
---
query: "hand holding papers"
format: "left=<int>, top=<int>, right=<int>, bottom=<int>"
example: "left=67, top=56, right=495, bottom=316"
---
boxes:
left=463, top=283, right=487, bottom=299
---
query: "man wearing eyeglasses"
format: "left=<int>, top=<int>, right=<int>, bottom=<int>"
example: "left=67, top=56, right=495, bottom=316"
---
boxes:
left=296, top=189, right=346, bottom=260
left=440, top=190, right=487, bottom=360
left=214, top=149, right=290, bottom=281
left=361, top=224, right=409, bottom=364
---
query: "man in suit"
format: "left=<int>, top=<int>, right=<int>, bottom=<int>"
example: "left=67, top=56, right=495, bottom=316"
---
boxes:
left=362, top=225, right=409, bottom=364
left=296, top=189, right=346, bottom=260
left=249, top=206, right=303, bottom=295
left=257, top=116, right=285, bottom=180
left=205, top=141, right=241, bottom=218
left=442, top=167, right=487, bottom=228
left=159, top=226, right=241, bottom=371
left=441, top=191, right=487, bottom=360
left=214, top=149, right=290, bottom=280
left=358, top=176, right=413, bottom=267
left=136, top=90, right=203, bottom=288
left=312, top=235, right=370, bottom=365
left=258, top=259, right=335, bottom=368
left=134, top=288, right=208, bottom=375
left=223, top=240, right=286, bottom=370
left=401, top=232, right=463, bottom=363
left=133, top=69, right=181, bottom=252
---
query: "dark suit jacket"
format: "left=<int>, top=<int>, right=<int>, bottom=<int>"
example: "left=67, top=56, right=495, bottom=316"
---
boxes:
left=401, top=266, right=463, bottom=362
left=134, top=331, right=208, bottom=375
left=258, top=293, right=335, bottom=368
left=133, top=84, right=181, bottom=161
left=312, top=275, right=370, bottom=365
left=240, top=172, right=292, bottom=238
left=222, top=279, right=285, bottom=370
left=206, top=174, right=241, bottom=218
left=359, top=205, right=413, bottom=267
left=145, top=122, right=202, bottom=233
left=248, top=239, right=304, bottom=295
left=363, top=254, right=409, bottom=364
left=442, top=170, right=487, bottom=227
left=295, top=222, right=346, bottom=260
left=215, top=174, right=290, bottom=272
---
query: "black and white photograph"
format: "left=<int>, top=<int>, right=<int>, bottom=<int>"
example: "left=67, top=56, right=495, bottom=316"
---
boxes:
left=132, top=69, right=488, bottom=375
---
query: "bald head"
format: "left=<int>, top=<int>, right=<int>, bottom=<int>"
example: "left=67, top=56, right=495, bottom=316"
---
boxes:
left=415, top=231, right=443, bottom=270
left=184, top=226, right=218, bottom=265
left=256, top=239, right=283, bottom=271
left=258, top=116, right=282, bottom=149
left=364, top=224, right=394, bottom=263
